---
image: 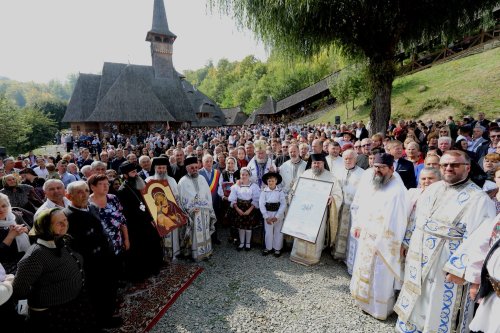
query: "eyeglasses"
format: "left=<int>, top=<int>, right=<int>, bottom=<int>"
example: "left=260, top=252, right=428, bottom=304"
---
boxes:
left=490, top=135, right=500, bottom=138
left=361, top=144, right=371, bottom=147
left=354, top=146, right=362, bottom=149
left=439, top=163, right=469, bottom=168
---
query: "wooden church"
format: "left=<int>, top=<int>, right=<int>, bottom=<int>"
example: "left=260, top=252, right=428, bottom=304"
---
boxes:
left=62, top=0, right=226, bottom=135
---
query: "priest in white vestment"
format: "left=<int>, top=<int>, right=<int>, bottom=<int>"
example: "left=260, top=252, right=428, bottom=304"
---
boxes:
left=395, top=150, right=496, bottom=333
left=332, top=149, right=364, bottom=275
left=469, top=214, right=500, bottom=333
left=146, top=157, right=181, bottom=261
left=289, top=154, right=342, bottom=266
left=247, top=140, right=276, bottom=189
left=279, top=144, right=306, bottom=204
left=350, top=153, right=409, bottom=320
left=178, top=157, right=217, bottom=261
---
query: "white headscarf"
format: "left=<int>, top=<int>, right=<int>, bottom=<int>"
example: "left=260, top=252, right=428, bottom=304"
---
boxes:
left=0, top=211, right=30, bottom=253
left=225, top=156, right=239, bottom=172
left=0, top=263, right=14, bottom=306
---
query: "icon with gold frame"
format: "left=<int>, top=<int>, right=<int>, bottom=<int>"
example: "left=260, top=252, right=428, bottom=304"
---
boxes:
left=141, top=180, right=187, bottom=237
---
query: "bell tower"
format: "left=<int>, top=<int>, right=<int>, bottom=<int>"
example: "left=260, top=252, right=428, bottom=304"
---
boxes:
left=146, top=0, right=177, bottom=79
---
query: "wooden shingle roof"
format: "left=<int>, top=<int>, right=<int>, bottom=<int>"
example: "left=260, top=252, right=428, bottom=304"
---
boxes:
left=146, top=0, right=176, bottom=40
left=62, top=74, right=101, bottom=122
left=276, top=74, right=335, bottom=113
left=221, top=106, right=248, bottom=126
left=86, top=65, right=175, bottom=122
left=244, top=110, right=259, bottom=125
left=255, top=96, right=277, bottom=115
left=64, top=61, right=225, bottom=124
left=181, top=80, right=225, bottom=126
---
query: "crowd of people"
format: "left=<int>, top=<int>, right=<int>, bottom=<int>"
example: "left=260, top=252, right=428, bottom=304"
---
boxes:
left=0, top=111, right=499, bottom=332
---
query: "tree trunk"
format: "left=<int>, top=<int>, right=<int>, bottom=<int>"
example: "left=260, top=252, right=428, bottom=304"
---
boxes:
left=368, top=58, right=395, bottom=136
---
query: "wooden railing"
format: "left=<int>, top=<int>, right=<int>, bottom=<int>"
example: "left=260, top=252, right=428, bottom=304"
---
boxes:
left=398, top=24, right=500, bottom=75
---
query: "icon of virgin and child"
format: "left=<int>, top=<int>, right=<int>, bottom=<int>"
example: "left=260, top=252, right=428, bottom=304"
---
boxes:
left=143, top=181, right=187, bottom=237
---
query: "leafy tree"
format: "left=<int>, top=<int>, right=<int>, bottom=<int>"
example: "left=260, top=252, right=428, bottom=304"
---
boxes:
left=329, top=73, right=351, bottom=119
left=209, top=0, right=498, bottom=133
left=329, top=63, right=370, bottom=119
left=0, top=97, right=30, bottom=155
left=32, top=100, right=68, bottom=129
left=21, top=107, right=58, bottom=152
left=64, top=73, right=79, bottom=97
left=5, top=84, right=27, bottom=107
left=0, top=74, right=76, bottom=110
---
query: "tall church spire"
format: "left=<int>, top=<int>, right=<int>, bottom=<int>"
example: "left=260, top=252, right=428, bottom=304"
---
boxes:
left=146, top=0, right=177, bottom=79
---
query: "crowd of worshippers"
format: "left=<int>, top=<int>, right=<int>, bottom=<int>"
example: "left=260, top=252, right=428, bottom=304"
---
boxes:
left=1, top=111, right=500, bottom=332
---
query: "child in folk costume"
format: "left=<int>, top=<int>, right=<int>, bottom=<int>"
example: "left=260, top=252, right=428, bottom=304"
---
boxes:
left=259, top=172, right=287, bottom=257
left=227, top=167, right=260, bottom=251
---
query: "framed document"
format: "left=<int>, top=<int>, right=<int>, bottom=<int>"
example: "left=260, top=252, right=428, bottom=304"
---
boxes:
left=141, top=180, right=188, bottom=237
left=281, top=177, right=333, bottom=243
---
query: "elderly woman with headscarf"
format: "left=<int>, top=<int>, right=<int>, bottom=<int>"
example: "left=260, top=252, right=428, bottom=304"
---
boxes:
left=12, top=208, right=97, bottom=332
left=0, top=193, right=30, bottom=275
left=0, top=174, right=43, bottom=214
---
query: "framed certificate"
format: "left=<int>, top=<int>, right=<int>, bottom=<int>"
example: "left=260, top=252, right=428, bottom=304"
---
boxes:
left=281, top=177, right=333, bottom=243
left=142, top=180, right=188, bottom=237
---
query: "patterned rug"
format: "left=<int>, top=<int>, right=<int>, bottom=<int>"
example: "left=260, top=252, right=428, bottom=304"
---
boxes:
left=111, top=263, right=203, bottom=333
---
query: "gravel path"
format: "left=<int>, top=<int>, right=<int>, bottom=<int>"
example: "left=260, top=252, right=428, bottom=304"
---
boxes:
left=152, top=231, right=397, bottom=333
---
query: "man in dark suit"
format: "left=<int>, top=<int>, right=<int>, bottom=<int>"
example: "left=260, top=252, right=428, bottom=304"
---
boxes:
left=355, top=121, right=369, bottom=141
left=138, top=155, right=152, bottom=180
left=64, top=181, right=121, bottom=328
left=171, top=148, right=187, bottom=182
left=476, top=127, right=500, bottom=163
left=387, top=140, right=416, bottom=189
left=305, top=139, right=327, bottom=170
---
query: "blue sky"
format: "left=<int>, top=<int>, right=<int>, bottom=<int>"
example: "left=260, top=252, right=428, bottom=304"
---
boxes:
left=0, top=0, right=268, bottom=83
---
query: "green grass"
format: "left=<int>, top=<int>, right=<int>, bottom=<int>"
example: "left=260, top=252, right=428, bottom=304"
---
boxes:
left=313, top=46, right=500, bottom=124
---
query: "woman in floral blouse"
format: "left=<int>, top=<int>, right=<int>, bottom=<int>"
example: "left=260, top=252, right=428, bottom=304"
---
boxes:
left=87, top=174, right=129, bottom=256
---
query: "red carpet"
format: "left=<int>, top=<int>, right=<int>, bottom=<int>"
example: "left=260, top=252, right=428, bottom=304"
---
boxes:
left=111, top=263, right=203, bottom=333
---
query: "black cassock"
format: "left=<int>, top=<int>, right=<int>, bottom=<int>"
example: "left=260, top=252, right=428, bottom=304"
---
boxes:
left=117, top=182, right=163, bottom=282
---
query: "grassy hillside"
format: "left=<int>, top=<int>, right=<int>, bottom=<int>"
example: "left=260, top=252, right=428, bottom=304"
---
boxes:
left=313, top=46, right=500, bottom=124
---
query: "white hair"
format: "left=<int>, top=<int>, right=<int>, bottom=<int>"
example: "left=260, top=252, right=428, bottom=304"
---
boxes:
left=342, top=149, right=357, bottom=159
left=438, top=136, right=452, bottom=145
left=91, top=161, right=106, bottom=170
left=66, top=180, right=88, bottom=195
left=138, top=155, right=150, bottom=164
left=80, top=165, right=92, bottom=177
left=43, top=179, right=64, bottom=192
left=0, top=193, right=12, bottom=214
left=202, top=154, right=213, bottom=163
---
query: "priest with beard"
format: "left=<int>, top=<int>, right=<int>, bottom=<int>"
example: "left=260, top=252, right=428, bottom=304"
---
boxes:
left=350, top=153, right=409, bottom=320
left=146, top=157, right=182, bottom=261
left=117, top=161, right=163, bottom=282
left=332, top=149, right=365, bottom=275
left=279, top=144, right=307, bottom=203
left=247, top=140, right=276, bottom=189
left=289, top=154, right=342, bottom=266
left=178, top=157, right=217, bottom=261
